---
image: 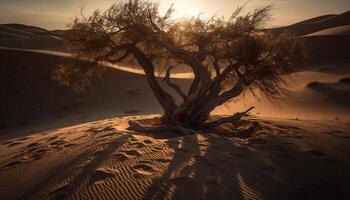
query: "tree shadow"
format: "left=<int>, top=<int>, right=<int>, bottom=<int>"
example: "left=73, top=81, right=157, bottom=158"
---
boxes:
left=142, top=132, right=272, bottom=200
left=47, top=134, right=130, bottom=200
left=142, top=134, right=200, bottom=199
left=141, top=121, right=350, bottom=200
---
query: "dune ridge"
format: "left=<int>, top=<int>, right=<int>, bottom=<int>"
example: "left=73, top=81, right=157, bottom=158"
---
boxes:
left=270, top=10, right=350, bottom=36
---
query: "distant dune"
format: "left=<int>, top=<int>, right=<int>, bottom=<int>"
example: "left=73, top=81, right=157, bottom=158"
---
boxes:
left=304, top=25, right=350, bottom=36
left=303, top=35, right=350, bottom=62
left=0, top=48, right=191, bottom=138
left=301, top=25, right=350, bottom=62
left=292, top=14, right=337, bottom=25
left=0, top=24, right=66, bottom=51
left=270, top=10, right=350, bottom=36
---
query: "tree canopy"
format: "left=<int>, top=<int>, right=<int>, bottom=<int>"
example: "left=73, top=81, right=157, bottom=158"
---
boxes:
left=54, top=0, right=305, bottom=133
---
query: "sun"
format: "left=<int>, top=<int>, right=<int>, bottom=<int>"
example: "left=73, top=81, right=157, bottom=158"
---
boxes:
left=159, top=0, right=202, bottom=19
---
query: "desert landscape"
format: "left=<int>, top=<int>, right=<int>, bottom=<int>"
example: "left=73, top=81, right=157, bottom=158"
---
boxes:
left=0, top=0, right=350, bottom=199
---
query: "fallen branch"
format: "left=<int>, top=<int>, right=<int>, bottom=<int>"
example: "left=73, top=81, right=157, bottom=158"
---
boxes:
left=203, top=106, right=255, bottom=128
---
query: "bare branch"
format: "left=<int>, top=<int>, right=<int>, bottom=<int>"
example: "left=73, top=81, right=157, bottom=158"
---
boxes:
left=203, top=106, right=254, bottom=128
left=163, top=66, right=187, bottom=100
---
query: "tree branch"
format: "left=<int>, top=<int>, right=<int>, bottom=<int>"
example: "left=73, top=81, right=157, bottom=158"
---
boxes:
left=105, top=50, right=130, bottom=63
left=126, top=44, right=178, bottom=115
left=203, top=106, right=254, bottom=128
left=163, top=66, right=187, bottom=100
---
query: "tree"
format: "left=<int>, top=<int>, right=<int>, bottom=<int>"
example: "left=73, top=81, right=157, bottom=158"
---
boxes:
left=54, top=0, right=304, bottom=134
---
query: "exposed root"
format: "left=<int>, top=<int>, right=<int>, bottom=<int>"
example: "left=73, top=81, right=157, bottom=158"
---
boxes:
left=128, top=107, right=254, bottom=135
left=128, top=120, right=195, bottom=135
left=203, top=106, right=255, bottom=128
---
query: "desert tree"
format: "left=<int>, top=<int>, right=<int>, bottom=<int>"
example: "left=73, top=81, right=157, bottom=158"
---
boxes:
left=54, top=0, right=304, bottom=134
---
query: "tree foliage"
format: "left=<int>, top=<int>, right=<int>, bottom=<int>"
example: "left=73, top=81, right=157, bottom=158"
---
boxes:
left=54, top=0, right=305, bottom=133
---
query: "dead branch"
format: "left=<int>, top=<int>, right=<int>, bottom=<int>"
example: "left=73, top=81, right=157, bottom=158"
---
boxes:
left=203, top=106, right=254, bottom=128
left=163, top=66, right=187, bottom=100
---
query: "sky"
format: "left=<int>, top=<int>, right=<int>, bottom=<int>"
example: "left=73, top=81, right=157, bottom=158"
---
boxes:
left=0, top=0, right=349, bottom=30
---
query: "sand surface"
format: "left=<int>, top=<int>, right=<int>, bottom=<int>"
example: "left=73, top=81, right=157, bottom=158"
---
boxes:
left=0, top=115, right=349, bottom=199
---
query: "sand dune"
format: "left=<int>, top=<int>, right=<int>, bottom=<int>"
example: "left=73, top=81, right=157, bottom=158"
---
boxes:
left=292, top=14, right=337, bottom=25
left=270, top=10, right=350, bottom=36
left=0, top=24, right=66, bottom=51
left=0, top=115, right=349, bottom=199
left=304, top=25, right=350, bottom=36
left=0, top=24, right=52, bottom=36
left=302, top=35, right=350, bottom=62
left=266, top=11, right=350, bottom=63
left=0, top=48, right=193, bottom=139
left=216, top=71, right=350, bottom=121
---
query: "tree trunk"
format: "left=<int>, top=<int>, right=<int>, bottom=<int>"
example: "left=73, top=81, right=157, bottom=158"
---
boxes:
left=126, top=44, right=178, bottom=121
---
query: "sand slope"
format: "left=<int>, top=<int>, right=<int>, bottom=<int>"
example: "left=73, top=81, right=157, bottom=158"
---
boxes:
left=0, top=24, right=66, bottom=51
left=304, top=25, right=350, bottom=36
left=216, top=70, right=350, bottom=121
left=0, top=115, right=349, bottom=199
left=266, top=11, right=350, bottom=63
left=0, top=48, right=192, bottom=139
left=270, top=10, right=350, bottom=36
left=302, top=24, right=350, bottom=62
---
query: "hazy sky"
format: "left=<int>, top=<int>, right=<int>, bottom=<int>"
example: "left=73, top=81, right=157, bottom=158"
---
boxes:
left=0, top=0, right=349, bottom=29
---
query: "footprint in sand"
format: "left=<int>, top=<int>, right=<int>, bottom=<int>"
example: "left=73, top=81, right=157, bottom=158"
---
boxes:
left=2, top=160, right=22, bottom=169
left=90, top=169, right=115, bottom=184
left=26, top=142, right=40, bottom=148
left=1, top=140, right=12, bottom=145
left=134, top=142, right=146, bottom=149
left=123, top=150, right=141, bottom=158
left=7, top=141, right=23, bottom=147
left=114, top=153, right=129, bottom=162
left=50, top=185, right=72, bottom=200
left=49, top=140, right=65, bottom=146
left=129, top=137, right=138, bottom=142
left=101, top=126, right=115, bottom=132
left=48, top=136, right=58, bottom=141
left=143, top=140, right=153, bottom=144
left=15, top=136, right=31, bottom=142
left=2, top=137, right=29, bottom=146
left=133, top=164, right=155, bottom=175
left=152, top=146, right=163, bottom=151
left=63, top=143, right=76, bottom=148
left=153, top=158, right=171, bottom=163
